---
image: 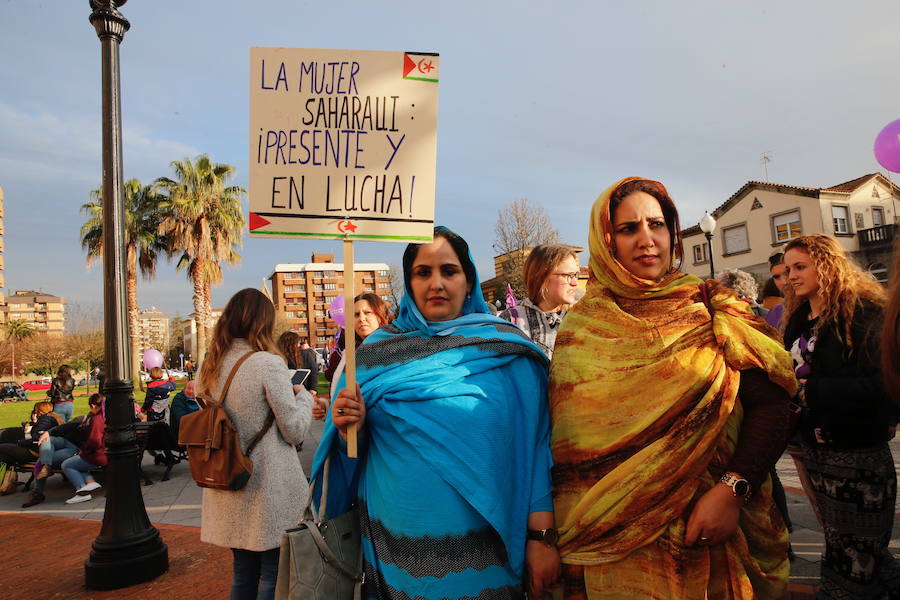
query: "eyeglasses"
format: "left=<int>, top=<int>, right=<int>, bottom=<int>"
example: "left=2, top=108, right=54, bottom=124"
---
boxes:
left=554, top=272, right=579, bottom=283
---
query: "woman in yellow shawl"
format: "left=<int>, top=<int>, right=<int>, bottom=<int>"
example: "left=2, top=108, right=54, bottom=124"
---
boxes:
left=550, top=178, right=798, bottom=599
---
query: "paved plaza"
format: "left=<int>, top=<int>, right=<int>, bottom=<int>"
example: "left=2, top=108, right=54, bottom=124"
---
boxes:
left=1, top=419, right=897, bottom=597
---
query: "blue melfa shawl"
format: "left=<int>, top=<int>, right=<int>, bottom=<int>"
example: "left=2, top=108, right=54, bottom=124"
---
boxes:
left=310, top=245, right=551, bottom=577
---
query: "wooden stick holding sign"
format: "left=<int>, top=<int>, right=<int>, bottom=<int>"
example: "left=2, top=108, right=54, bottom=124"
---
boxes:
left=342, top=239, right=358, bottom=457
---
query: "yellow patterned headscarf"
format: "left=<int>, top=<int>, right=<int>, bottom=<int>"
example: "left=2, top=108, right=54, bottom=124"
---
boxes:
left=550, top=177, right=798, bottom=598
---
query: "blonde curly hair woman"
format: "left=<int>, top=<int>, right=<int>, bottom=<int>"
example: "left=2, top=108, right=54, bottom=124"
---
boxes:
left=781, top=234, right=897, bottom=599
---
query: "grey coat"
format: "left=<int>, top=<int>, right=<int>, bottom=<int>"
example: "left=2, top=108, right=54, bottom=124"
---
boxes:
left=199, top=339, right=313, bottom=551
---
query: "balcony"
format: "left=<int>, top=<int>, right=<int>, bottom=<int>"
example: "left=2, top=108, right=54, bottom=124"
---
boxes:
left=858, top=223, right=897, bottom=249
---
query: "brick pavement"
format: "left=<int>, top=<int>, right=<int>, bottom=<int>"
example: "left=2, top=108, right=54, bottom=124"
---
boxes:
left=0, top=419, right=896, bottom=598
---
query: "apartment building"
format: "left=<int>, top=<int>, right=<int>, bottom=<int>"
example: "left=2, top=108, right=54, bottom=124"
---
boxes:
left=682, top=173, right=899, bottom=283
left=180, top=308, right=224, bottom=360
left=268, top=253, right=391, bottom=347
left=0, top=290, right=67, bottom=335
left=137, top=307, right=170, bottom=356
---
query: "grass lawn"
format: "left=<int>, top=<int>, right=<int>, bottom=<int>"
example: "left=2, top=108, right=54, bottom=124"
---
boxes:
left=0, top=378, right=332, bottom=429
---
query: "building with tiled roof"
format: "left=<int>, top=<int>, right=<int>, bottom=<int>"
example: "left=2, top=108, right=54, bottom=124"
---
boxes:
left=681, top=173, right=898, bottom=284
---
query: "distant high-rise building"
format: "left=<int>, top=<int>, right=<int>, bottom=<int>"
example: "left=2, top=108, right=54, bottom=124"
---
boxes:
left=136, top=307, right=170, bottom=356
left=0, top=290, right=67, bottom=335
left=268, top=253, right=391, bottom=348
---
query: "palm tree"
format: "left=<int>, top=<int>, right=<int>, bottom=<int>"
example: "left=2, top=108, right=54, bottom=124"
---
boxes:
left=5, top=319, right=35, bottom=377
left=155, top=154, right=245, bottom=364
left=81, top=178, right=167, bottom=382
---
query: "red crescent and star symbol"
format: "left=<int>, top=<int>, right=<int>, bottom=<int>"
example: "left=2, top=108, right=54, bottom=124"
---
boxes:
left=403, top=53, right=439, bottom=80
left=337, top=220, right=357, bottom=233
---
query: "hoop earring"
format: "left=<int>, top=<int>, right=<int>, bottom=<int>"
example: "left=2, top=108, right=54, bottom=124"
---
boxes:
left=540, top=287, right=548, bottom=300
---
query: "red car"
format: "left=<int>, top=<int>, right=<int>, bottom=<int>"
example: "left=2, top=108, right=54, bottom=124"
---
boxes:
left=22, top=379, right=51, bottom=391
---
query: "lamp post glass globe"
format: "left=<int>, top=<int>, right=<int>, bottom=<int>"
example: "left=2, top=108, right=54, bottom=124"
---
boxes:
left=699, top=212, right=716, bottom=279
left=699, top=211, right=717, bottom=234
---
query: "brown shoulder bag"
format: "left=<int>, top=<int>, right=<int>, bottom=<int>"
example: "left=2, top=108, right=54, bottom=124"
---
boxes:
left=178, top=351, right=275, bottom=491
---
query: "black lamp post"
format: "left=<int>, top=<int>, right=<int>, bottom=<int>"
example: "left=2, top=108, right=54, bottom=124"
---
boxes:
left=84, top=1, right=168, bottom=589
left=699, top=211, right=717, bottom=280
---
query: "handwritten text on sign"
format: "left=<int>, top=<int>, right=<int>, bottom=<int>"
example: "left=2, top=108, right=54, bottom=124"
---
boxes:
left=248, top=47, right=439, bottom=243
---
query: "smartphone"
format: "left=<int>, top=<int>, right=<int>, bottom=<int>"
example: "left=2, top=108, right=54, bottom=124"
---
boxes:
left=291, top=369, right=311, bottom=386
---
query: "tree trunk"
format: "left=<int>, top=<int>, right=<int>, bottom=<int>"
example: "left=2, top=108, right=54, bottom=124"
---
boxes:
left=192, top=261, right=208, bottom=367
left=10, top=340, right=14, bottom=379
left=126, top=247, right=142, bottom=384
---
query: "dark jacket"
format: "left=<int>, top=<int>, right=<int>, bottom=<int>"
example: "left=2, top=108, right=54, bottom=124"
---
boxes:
left=299, top=348, right=319, bottom=392
left=142, top=378, right=176, bottom=413
left=784, top=300, right=895, bottom=448
left=17, top=413, right=63, bottom=451
left=47, top=377, right=75, bottom=404
left=48, top=415, right=90, bottom=446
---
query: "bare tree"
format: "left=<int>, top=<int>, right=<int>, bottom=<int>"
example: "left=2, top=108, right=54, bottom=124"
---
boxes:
left=386, top=264, right=404, bottom=314
left=492, top=198, right=560, bottom=297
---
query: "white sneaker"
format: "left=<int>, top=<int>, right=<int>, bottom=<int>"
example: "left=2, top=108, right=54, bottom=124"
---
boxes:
left=65, top=493, right=92, bottom=504
left=77, top=481, right=101, bottom=493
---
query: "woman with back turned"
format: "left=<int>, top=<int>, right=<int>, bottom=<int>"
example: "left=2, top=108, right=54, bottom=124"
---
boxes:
left=198, top=288, right=313, bottom=600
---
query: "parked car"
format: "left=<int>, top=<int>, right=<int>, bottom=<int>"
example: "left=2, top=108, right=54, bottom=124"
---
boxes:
left=0, top=381, right=26, bottom=402
left=22, top=379, right=51, bottom=391
left=76, top=377, right=100, bottom=387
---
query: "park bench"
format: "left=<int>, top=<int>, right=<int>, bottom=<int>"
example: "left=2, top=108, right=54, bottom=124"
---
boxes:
left=12, top=423, right=158, bottom=491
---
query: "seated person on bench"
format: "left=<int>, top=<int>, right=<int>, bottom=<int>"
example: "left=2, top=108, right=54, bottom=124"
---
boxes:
left=59, top=393, right=107, bottom=505
left=170, top=380, right=200, bottom=443
left=0, top=402, right=63, bottom=503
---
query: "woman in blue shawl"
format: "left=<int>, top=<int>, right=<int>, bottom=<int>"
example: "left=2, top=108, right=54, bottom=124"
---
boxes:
left=310, top=227, right=560, bottom=599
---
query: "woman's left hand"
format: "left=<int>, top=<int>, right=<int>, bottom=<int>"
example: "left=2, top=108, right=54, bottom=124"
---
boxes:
left=525, top=541, right=561, bottom=598
left=684, top=483, right=743, bottom=547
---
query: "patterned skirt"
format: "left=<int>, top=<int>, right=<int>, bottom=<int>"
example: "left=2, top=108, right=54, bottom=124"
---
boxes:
left=801, top=442, right=900, bottom=599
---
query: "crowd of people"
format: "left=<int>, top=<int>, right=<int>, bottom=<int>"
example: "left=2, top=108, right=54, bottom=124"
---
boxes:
left=1, top=177, right=898, bottom=600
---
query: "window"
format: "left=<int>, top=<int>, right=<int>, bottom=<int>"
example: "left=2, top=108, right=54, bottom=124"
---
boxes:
left=323, top=283, right=336, bottom=290
left=314, top=284, right=323, bottom=291
left=692, top=244, right=708, bottom=264
left=873, top=207, right=885, bottom=227
left=377, top=270, right=389, bottom=277
left=722, top=224, right=749, bottom=255
left=771, top=210, right=801, bottom=243
left=378, top=282, right=391, bottom=289
left=285, top=311, right=294, bottom=319
left=832, top=205, right=850, bottom=234
left=315, top=310, right=325, bottom=317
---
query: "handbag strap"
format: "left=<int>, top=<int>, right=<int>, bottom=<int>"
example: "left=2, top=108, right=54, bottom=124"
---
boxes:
left=211, top=350, right=275, bottom=456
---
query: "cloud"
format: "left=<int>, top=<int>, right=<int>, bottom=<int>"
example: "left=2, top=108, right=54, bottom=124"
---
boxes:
left=0, top=102, right=198, bottom=187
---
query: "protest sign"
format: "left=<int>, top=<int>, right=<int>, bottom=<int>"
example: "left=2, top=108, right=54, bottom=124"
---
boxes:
left=248, top=47, right=439, bottom=243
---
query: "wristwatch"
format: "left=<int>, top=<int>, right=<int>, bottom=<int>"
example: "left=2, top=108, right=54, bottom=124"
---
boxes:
left=526, top=528, right=558, bottom=546
left=719, top=472, right=751, bottom=500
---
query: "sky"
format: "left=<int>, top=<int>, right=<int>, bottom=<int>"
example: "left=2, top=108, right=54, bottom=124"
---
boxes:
left=1, top=0, right=899, bottom=318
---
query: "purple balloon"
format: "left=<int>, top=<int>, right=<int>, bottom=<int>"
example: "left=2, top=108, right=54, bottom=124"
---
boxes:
left=142, top=348, right=163, bottom=370
left=329, top=295, right=346, bottom=327
left=874, top=119, right=900, bottom=173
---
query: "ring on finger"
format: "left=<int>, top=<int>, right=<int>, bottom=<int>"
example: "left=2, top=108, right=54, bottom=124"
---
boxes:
left=337, top=408, right=345, bottom=415
left=698, top=536, right=711, bottom=546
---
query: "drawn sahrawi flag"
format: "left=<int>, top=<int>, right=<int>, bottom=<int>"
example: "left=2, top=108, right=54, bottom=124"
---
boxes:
left=403, top=53, right=439, bottom=82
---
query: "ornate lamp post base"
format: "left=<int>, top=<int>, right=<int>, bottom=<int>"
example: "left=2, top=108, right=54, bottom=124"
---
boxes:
left=85, top=1, right=168, bottom=589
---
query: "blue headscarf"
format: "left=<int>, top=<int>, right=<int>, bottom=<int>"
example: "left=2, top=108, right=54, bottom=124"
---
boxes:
left=310, top=227, right=551, bottom=577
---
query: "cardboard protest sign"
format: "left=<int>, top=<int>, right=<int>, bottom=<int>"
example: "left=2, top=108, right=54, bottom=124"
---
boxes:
left=248, top=47, right=439, bottom=243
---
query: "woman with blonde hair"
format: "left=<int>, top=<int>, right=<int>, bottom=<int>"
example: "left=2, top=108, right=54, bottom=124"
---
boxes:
left=499, top=243, right=580, bottom=358
left=198, top=288, right=313, bottom=600
left=781, top=234, right=898, bottom=598
left=551, top=177, right=797, bottom=599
